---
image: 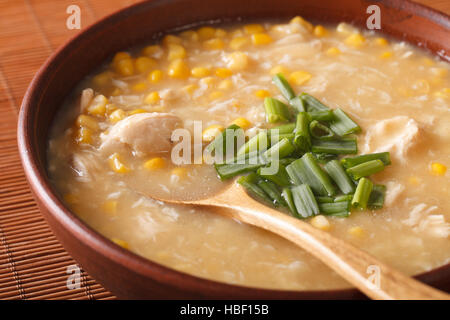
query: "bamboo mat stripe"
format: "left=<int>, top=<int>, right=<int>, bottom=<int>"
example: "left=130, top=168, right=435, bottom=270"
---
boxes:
left=0, top=0, right=449, bottom=301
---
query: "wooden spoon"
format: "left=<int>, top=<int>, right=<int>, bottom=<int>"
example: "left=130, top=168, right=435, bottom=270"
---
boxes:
left=140, top=181, right=449, bottom=300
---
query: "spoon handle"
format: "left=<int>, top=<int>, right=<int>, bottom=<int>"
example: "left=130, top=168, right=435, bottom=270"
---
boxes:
left=202, top=184, right=449, bottom=300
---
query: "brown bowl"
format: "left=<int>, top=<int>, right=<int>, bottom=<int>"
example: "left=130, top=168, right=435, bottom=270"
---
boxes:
left=18, top=0, right=450, bottom=299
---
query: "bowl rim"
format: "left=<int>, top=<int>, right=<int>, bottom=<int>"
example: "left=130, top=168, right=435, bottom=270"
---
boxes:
left=17, top=0, right=450, bottom=298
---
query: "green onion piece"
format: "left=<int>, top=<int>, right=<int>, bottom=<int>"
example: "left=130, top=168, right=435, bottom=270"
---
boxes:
left=278, top=158, right=297, bottom=166
left=291, top=184, right=320, bottom=218
left=273, top=73, right=295, bottom=100
left=309, top=120, right=336, bottom=140
left=237, top=130, right=269, bottom=156
left=311, top=138, right=357, bottom=154
left=341, top=152, right=391, bottom=168
left=324, top=160, right=355, bottom=194
left=270, top=133, right=295, bottom=144
left=334, top=194, right=354, bottom=202
left=286, top=153, right=337, bottom=196
left=368, top=184, right=386, bottom=210
left=269, top=123, right=295, bottom=135
left=257, top=162, right=291, bottom=187
left=299, top=93, right=330, bottom=112
left=264, top=97, right=291, bottom=123
left=257, top=179, right=285, bottom=207
left=282, top=188, right=300, bottom=218
left=293, top=112, right=311, bottom=151
left=237, top=173, right=273, bottom=204
left=289, top=96, right=306, bottom=112
left=263, top=138, right=295, bottom=160
left=351, top=177, right=373, bottom=209
left=307, top=110, right=333, bottom=122
left=319, top=201, right=350, bottom=217
left=215, top=161, right=263, bottom=180
left=206, top=124, right=244, bottom=160
left=346, top=159, right=385, bottom=180
left=330, top=108, right=361, bottom=136
left=316, top=196, right=334, bottom=203
left=314, top=153, right=338, bottom=164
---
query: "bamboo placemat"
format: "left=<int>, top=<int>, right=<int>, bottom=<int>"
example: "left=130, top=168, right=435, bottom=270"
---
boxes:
left=0, top=0, right=448, bottom=300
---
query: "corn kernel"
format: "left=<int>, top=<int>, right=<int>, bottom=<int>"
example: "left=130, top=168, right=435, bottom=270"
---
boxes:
left=197, top=26, right=216, bottom=40
left=129, top=109, right=148, bottom=115
left=344, top=33, right=366, bottom=47
left=229, top=36, right=249, bottom=50
left=326, top=47, right=341, bottom=56
left=215, top=28, right=227, bottom=38
left=182, top=84, right=199, bottom=95
left=162, top=34, right=182, bottom=46
left=144, top=91, right=160, bottom=104
left=431, top=67, right=448, bottom=78
left=314, top=25, right=328, bottom=37
left=191, top=67, right=211, bottom=78
left=348, top=226, right=364, bottom=237
left=231, top=117, right=251, bottom=129
left=379, top=51, right=393, bottom=59
left=167, top=59, right=190, bottom=79
left=310, top=215, right=331, bottom=231
left=289, top=71, right=312, bottom=86
left=422, top=57, right=435, bottom=66
left=87, top=95, right=108, bottom=116
left=243, top=24, right=264, bottom=34
left=374, top=37, right=388, bottom=46
left=254, top=89, right=270, bottom=98
left=115, top=58, right=134, bottom=76
left=167, top=43, right=187, bottom=61
left=290, top=16, right=313, bottom=32
left=63, top=193, right=78, bottom=204
left=75, top=127, right=93, bottom=145
left=76, top=114, right=99, bottom=131
left=112, top=52, right=131, bottom=65
left=179, top=30, right=199, bottom=42
left=202, top=124, right=224, bottom=142
left=92, top=72, right=111, bottom=86
left=144, top=157, right=166, bottom=170
left=131, top=82, right=148, bottom=92
left=102, top=201, right=118, bottom=216
left=430, top=162, right=447, bottom=176
left=336, top=22, right=357, bottom=35
left=203, top=38, right=225, bottom=50
left=142, top=45, right=163, bottom=58
left=209, top=91, right=224, bottom=100
left=109, top=109, right=126, bottom=123
left=110, top=88, right=122, bottom=96
left=111, top=238, right=129, bottom=249
left=109, top=153, right=129, bottom=173
left=200, top=76, right=216, bottom=87
left=105, top=104, right=117, bottom=115
left=134, top=56, right=156, bottom=73
left=251, top=33, right=273, bottom=45
left=148, top=69, right=163, bottom=83
left=270, top=65, right=290, bottom=76
left=218, top=79, right=233, bottom=90
left=215, top=68, right=233, bottom=78
left=408, top=176, right=420, bottom=186
left=227, top=52, right=249, bottom=71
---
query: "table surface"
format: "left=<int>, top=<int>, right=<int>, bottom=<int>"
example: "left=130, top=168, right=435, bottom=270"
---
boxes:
left=0, top=0, right=448, bottom=300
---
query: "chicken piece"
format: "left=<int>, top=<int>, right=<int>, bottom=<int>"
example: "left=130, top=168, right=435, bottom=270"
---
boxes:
left=384, top=181, right=405, bottom=207
left=99, top=113, right=181, bottom=156
left=71, top=151, right=102, bottom=182
left=363, top=116, right=420, bottom=163
left=79, top=88, right=94, bottom=113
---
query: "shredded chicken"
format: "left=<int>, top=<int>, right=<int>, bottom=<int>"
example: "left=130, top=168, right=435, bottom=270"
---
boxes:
left=79, top=88, right=94, bottom=113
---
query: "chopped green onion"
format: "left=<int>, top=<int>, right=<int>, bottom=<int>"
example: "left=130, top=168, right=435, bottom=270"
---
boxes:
left=237, top=173, right=273, bottom=205
left=263, top=138, right=295, bottom=160
left=330, top=108, right=361, bottom=136
left=257, top=161, right=291, bottom=187
left=351, top=177, right=373, bottom=209
left=286, top=153, right=337, bottom=196
left=307, top=110, right=334, bottom=122
left=311, top=138, right=357, bottom=154
left=278, top=158, right=297, bottom=166
left=257, top=179, right=285, bottom=207
left=319, top=201, right=350, bottom=217
left=264, top=97, right=291, bottom=123
left=314, top=153, right=338, bottom=164
left=289, top=96, right=306, bottom=112
left=273, top=74, right=295, bottom=100
left=293, top=112, right=311, bottom=152
left=341, top=152, right=391, bottom=168
left=316, top=196, right=334, bottom=203
left=215, top=161, right=263, bottom=180
left=270, top=133, right=295, bottom=144
left=237, top=130, right=269, bottom=156
left=346, top=159, right=385, bottom=180
left=291, top=184, right=320, bottom=218
left=368, top=184, right=386, bottom=210
left=281, top=188, right=299, bottom=218
left=324, top=160, right=355, bottom=194
left=309, top=120, right=336, bottom=140
left=206, top=124, right=244, bottom=160
left=299, top=93, right=330, bottom=112
left=334, top=194, right=354, bottom=202
left=269, top=123, right=295, bottom=135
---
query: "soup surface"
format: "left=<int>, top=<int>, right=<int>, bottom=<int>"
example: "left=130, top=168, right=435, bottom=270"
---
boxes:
left=48, top=18, right=450, bottom=290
